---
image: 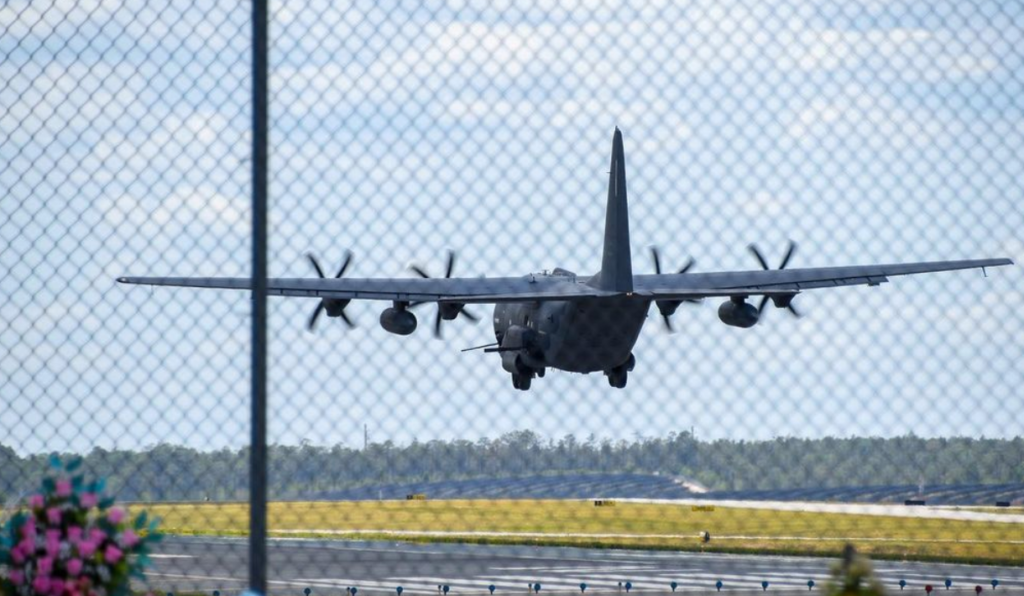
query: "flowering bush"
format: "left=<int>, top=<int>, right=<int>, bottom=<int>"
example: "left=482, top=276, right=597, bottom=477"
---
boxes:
left=0, top=457, right=162, bottom=596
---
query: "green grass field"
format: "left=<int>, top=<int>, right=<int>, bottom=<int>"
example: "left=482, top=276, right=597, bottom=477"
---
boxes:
left=141, top=500, right=1024, bottom=566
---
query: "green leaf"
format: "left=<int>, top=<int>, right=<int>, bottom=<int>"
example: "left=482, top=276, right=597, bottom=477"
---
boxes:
left=134, top=511, right=148, bottom=531
left=71, top=475, right=84, bottom=491
left=42, top=477, right=56, bottom=494
left=99, top=496, right=116, bottom=510
left=49, top=454, right=62, bottom=470
left=66, top=456, right=83, bottom=472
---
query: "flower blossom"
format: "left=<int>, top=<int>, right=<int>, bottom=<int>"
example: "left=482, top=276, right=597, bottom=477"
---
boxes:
left=79, top=492, right=98, bottom=509
left=38, top=556, right=55, bottom=575
left=21, top=517, right=37, bottom=539
left=107, top=507, right=126, bottom=524
left=104, top=544, right=123, bottom=564
left=67, top=558, right=84, bottom=577
left=89, top=528, right=107, bottom=543
left=121, top=529, right=140, bottom=548
left=77, top=539, right=98, bottom=558
left=33, top=576, right=52, bottom=594
left=8, top=569, right=25, bottom=585
left=68, top=525, right=84, bottom=544
left=47, top=507, right=62, bottom=525
left=56, top=479, right=73, bottom=497
left=28, top=494, right=46, bottom=509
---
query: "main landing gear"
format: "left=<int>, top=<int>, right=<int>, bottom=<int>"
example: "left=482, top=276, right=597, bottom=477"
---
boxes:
left=511, top=367, right=544, bottom=391
left=605, top=353, right=636, bottom=389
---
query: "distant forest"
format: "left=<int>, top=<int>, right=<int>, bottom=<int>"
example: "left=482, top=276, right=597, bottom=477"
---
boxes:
left=2, top=432, right=1022, bottom=502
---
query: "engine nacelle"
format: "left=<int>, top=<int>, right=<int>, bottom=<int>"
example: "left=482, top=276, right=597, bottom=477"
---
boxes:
left=379, top=307, right=417, bottom=335
left=718, top=299, right=759, bottom=328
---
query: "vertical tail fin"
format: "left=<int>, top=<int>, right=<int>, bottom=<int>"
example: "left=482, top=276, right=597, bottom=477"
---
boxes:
left=588, top=127, right=633, bottom=293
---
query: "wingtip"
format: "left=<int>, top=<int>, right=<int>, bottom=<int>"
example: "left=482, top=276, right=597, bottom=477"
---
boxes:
left=116, top=277, right=128, bottom=284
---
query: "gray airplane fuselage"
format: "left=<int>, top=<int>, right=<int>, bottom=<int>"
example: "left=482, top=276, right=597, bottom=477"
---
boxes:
left=493, top=281, right=649, bottom=374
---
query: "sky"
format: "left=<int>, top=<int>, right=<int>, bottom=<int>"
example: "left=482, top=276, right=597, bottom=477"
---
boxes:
left=1, top=0, right=1023, bottom=456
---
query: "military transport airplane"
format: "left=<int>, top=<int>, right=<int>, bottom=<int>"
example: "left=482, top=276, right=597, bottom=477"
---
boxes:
left=119, top=129, right=1012, bottom=390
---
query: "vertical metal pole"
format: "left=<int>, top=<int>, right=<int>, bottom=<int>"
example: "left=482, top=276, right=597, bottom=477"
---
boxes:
left=250, top=0, right=269, bottom=592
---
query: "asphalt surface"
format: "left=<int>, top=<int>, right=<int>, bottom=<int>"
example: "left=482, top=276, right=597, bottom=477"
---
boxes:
left=147, top=537, right=1024, bottom=596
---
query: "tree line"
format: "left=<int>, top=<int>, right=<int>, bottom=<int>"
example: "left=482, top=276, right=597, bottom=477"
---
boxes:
left=1, top=432, right=1022, bottom=502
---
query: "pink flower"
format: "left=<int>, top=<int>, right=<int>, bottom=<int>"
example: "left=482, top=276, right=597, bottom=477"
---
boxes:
left=46, top=529, right=62, bottom=555
left=78, top=493, right=98, bottom=509
left=8, top=569, right=24, bottom=585
left=56, top=479, right=72, bottom=497
left=50, top=580, right=65, bottom=596
left=89, top=528, right=106, bottom=543
left=121, top=529, right=140, bottom=548
left=107, top=507, right=125, bottom=524
left=47, top=507, right=62, bottom=525
left=67, top=525, right=83, bottom=544
left=38, top=556, right=55, bottom=575
left=11, top=543, right=26, bottom=564
left=28, top=494, right=46, bottom=509
left=20, top=518, right=36, bottom=539
left=33, top=576, right=52, bottom=594
left=104, top=544, right=123, bottom=564
left=77, top=539, right=97, bottom=558
left=66, top=558, right=84, bottom=577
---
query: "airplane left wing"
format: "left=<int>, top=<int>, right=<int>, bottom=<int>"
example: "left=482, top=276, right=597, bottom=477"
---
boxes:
left=116, top=274, right=618, bottom=303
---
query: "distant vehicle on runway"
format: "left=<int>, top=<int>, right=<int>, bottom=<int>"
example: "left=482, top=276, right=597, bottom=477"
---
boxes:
left=119, top=129, right=1012, bottom=390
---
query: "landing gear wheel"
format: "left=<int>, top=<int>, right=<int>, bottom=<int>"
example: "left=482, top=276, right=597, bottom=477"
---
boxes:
left=607, top=370, right=627, bottom=389
left=512, top=374, right=532, bottom=391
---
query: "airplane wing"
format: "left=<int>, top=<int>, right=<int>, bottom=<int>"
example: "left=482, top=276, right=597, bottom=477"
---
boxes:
left=632, top=258, right=1013, bottom=300
left=116, top=274, right=616, bottom=303
left=117, top=257, right=1011, bottom=304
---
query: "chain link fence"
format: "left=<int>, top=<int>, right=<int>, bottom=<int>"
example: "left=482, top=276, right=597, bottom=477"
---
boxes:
left=3, top=0, right=1024, bottom=594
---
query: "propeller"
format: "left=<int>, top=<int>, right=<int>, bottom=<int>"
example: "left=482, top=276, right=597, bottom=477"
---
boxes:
left=747, top=240, right=802, bottom=318
left=306, top=251, right=355, bottom=331
left=649, top=246, right=699, bottom=333
left=409, top=250, right=479, bottom=338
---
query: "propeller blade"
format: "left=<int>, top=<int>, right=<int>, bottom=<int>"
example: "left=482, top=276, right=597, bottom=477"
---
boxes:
left=335, top=250, right=353, bottom=278
left=662, top=313, right=674, bottom=333
left=339, top=309, right=356, bottom=329
left=433, top=310, right=443, bottom=339
left=410, top=264, right=431, bottom=279
left=778, top=241, right=797, bottom=270
left=307, top=302, right=324, bottom=332
left=650, top=247, right=663, bottom=275
left=678, top=256, right=695, bottom=274
left=748, top=244, right=770, bottom=270
left=445, top=251, right=455, bottom=279
left=307, top=253, right=326, bottom=278
left=461, top=307, right=480, bottom=323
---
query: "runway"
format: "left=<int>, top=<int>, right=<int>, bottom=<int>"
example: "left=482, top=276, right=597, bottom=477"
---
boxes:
left=147, top=537, right=1024, bottom=596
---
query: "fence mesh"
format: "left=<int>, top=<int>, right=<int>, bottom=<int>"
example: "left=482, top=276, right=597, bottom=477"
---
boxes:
left=2, top=0, right=1023, bottom=594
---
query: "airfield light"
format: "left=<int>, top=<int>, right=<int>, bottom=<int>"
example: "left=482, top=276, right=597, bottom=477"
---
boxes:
left=991, top=580, right=999, bottom=590
left=807, top=580, right=815, bottom=590
left=534, top=584, right=541, bottom=594
left=670, top=582, right=678, bottom=592
left=946, top=579, right=952, bottom=590
left=443, top=586, right=450, bottom=595
left=397, top=588, right=404, bottom=596
left=489, top=586, right=496, bottom=595
left=580, top=584, right=587, bottom=593
left=926, top=585, right=933, bottom=594
left=625, top=582, right=632, bottom=593
left=976, top=587, right=983, bottom=594
left=716, top=581, right=724, bottom=592
left=900, top=580, right=907, bottom=590
left=762, top=581, right=770, bottom=591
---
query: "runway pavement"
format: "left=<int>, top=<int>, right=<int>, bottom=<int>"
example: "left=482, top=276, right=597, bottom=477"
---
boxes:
left=146, top=537, right=1024, bottom=596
